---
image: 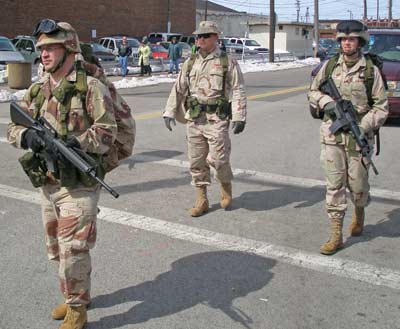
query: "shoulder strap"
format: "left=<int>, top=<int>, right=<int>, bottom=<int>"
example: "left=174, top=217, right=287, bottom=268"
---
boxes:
left=186, top=54, right=196, bottom=97
left=220, top=51, right=229, bottom=97
left=364, top=56, right=375, bottom=108
left=30, top=83, right=45, bottom=119
left=324, top=53, right=340, bottom=79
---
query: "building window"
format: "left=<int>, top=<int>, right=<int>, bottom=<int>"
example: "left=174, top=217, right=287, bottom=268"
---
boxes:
left=279, top=25, right=283, bottom=30
left=295, top=27, right=299, bottom=35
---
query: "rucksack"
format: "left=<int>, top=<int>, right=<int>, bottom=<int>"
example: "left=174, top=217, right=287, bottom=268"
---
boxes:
left=323, top=52, right=388, bottom=107
left=30, top=56, right=135, bottom=172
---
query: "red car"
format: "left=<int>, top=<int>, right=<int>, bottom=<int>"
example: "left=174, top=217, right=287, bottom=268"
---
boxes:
left=150, top=44, right=168, bottom=59
left=310, top=28, right=400, bottom=119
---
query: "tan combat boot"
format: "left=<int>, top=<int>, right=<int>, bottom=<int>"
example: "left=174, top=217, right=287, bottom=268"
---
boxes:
left=190, top=186, right=209, bottom=217
left=52, top=303, right=68, bottom=320
left=59, top=305, right=87, bottom=329
left=349, top=206, right=365, bottom=236
left=220, top=182, right=232, bottom=209
left=320, top=217, right=344, bottom=255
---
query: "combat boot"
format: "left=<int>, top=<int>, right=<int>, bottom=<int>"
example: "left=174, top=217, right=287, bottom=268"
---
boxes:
left=190, top=186, right=209, bottom=217
left=52, top=303, right=68, bottom=320
left=220, top=182, right=232, bottom=209
left=59, top=305, right=87, bottom=329
left=349, top=206, right=365, bottom=236
left=320, top=217, right=344, bottom=255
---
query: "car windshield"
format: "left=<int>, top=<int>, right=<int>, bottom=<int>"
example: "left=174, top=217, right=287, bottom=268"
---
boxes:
left=91, top=43, right=109, bottom=52
left=151, top=45, right=167, bottom=52
left=364, top=33, right=400, bottom=61
left=319, top=38, right=335, bottom=49
left=245, top=40, right=260, bottom=46
left=116, top=39, right=140, bottom=48
left=0, top=39, right=16, bottom=51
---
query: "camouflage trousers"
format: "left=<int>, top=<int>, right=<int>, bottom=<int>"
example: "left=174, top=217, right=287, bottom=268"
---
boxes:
left=40, top=183, right=100, bottom=306
left=320, top=143, right=371, bottom=219
left=187, top=115, right=233, bottom=186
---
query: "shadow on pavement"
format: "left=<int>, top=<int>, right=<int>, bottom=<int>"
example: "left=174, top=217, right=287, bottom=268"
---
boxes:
left=89, top=251, right=275, bottom=329
left=346, top=207, right=400, bottom=247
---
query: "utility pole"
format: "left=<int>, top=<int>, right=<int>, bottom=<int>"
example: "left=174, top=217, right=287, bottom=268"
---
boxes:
left=296, top=0, right=300, bottom=22
left=377, top=0, right=379, bottom=20
left=305, top=7, right=310, bottom=23
left=167, top=0, right=171, bottom=33
left=388, top=0, right=392, bottom=21
left=313, top=0, right=319, bottom=58
left=205, top=0, right=208, bottom=20
left=269, top=0, right=275, bottom=63
left=363, top=0, right=367, bottom=21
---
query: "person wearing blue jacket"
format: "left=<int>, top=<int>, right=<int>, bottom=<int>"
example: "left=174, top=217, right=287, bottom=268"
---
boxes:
left=168, top=37, right=182, bottom=74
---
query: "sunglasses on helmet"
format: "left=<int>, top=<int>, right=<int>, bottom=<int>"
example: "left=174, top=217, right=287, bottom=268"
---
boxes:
left=33, top=18, right=60, bottom=37
left=336, top=20, right=367, bottom=34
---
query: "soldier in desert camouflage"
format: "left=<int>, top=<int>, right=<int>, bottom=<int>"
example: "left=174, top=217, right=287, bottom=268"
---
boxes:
left=7, top=19, right=117, bottom=329
left=308, top=20, right=388, bottom=255
left=163, top=21, right=247, bottom=217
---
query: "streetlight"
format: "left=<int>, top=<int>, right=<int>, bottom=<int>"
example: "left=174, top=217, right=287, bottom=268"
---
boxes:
left=347, top=10, right=353, bottom=19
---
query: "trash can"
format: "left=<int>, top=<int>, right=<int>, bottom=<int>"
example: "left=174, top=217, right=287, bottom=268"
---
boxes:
left=7, top=61, right=32, bottom=89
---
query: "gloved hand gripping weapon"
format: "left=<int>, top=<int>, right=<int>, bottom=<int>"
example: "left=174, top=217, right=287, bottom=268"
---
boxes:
left=319, top=77, right=378, bottom=175
left=10, top=101, right=119, bottom=198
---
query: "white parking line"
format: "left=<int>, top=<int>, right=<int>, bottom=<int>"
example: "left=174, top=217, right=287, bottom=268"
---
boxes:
left=0, top=182, right=399, bottom=290
left=0, top=118, right=9, bottom=124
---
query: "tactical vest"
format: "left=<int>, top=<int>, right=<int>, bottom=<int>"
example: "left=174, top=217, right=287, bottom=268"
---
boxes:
left=185, top=51, right=231, bottom=120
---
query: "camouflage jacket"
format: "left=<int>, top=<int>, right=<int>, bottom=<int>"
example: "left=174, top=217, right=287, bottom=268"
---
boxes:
left=8, top=70, right=117, bottom=155
left=308, top=54, right=388, bottom=145
left=164, top=47, right=247, bottom=122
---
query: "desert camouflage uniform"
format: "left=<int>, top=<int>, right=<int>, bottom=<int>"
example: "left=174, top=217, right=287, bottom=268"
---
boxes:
left=8, top=70, right=117, bottom=305
left=308, top=54, right=388, bottom=219
left=164, top=47, right=247, bottom=186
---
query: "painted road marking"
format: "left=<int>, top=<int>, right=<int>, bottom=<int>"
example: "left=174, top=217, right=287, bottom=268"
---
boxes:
left=0, top=182, right=399, bottom=290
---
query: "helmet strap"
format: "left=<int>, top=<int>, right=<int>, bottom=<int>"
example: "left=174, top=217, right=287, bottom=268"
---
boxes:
left=47, top=48, right=69, bottom=74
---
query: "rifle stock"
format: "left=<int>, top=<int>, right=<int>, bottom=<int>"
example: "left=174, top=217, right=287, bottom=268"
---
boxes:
left=10, top=101, right=119, bottom=198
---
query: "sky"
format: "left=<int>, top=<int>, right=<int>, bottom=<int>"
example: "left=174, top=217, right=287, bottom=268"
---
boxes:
left=210, top=0, right=399, bottom=22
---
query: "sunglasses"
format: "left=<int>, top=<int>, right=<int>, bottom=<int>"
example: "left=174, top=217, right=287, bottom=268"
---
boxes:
left=197, top=33, right=215, bottom=39
left=33, top=18, right=60, bottom=37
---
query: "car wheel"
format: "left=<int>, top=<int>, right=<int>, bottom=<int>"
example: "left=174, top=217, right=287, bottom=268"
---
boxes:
left=310, top=105, right=323, bottom=119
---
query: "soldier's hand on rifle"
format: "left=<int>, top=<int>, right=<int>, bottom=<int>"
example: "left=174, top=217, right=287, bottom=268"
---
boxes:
left=164, top=117, right=176, bottom=131
left=232, top=121, right=245, bottom=134
left=21, top=128, right=43, bottom=153
left=323, top=102, right=336, bottom=115
left=66, top=136, right=81, bottom=149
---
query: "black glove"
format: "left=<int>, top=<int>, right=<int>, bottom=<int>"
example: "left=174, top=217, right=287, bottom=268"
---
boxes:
left=21, top=128, right=43, bottom=153
left=66, top=136, right=81, bottom=149
left=323, top=102, right=336, bottom=115
left=164, top=117, right=176, bottom=131
left=232, top=121, right=246, bottom=134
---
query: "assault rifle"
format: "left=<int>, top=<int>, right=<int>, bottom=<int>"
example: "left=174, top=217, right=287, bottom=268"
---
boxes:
left=320, top=77, right=378, bottom=175
left=10, top=101, right=119, bottom=198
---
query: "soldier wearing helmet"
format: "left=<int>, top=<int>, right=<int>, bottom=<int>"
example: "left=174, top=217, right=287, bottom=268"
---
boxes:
left=7, top=19, right=117, bottom=329
left=308, top=20, right=388, bottom=255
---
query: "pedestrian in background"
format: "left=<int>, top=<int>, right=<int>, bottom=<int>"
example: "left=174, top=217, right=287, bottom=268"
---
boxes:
left=191, top=37, right=199, bottom=55
left=163, top=21, right=247, bottom=217
left=308, top=20, right=388, bottom=255
left=138, top=36, right=152, bottom=77
left=118, top=36, right=132, bottom=77
left=168, top=36, right=182, bottom=75
left=218, top=39, right=226, bottom=52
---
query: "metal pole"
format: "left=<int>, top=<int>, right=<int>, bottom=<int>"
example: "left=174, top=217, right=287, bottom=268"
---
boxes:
left=388, top=0, right=392, bottom=21
left=377, top=0, right=379, bottom=20
left=269, top=0, right=275, bottom=63
left=167, top=0, right=171, bottom=33
left=313, top=0, right=319, bottom=58
left=363, top=0, right=367, bottom=20
left=205, top=0, right=208, bottom=20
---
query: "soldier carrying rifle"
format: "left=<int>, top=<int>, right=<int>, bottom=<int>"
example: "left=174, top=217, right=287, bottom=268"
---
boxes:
left=308, top=20, right=388, bottom=255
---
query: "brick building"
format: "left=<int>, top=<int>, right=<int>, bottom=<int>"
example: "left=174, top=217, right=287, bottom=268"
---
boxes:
left=0, top=0, right=196, bottom=41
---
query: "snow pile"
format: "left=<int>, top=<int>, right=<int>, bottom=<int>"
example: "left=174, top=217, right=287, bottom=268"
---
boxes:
left=240, top=57, right=320, bottom=74
left=113, top=75, right=177, bottom=89
left=0, top=89, right=26, bottom=102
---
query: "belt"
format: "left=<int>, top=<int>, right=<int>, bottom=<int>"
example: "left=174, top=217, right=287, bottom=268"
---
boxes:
left=199, top=104, right=217, bottom=113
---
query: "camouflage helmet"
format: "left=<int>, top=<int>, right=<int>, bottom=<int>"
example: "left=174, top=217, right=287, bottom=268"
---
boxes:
left=36, top=21, right=81, bottom=53
left=336, top=20, right=369, bottom=45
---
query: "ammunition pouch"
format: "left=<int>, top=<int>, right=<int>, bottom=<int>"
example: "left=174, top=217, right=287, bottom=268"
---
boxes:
left=186, top=96, right=231, bottom=120
left=18, top=152, right=48, bottom=188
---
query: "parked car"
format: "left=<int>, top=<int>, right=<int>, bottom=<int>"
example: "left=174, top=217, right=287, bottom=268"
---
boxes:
left=0, top=36, right=25, bottom=64
left=223, top=37, right=268, bottom=53
left=150, top=44, right=168, bottom=59
left=159, top=41, right=192, bottom=58
left=309, top=29, right=400, bottom=119
left=98, top=36, right=140, bottom=61
left=148, top=32, right=182, bottom=44
left=86, top=42, right=117, bottom=63
left=179, top=35, right=196, bottom=45
left=12, top=35, right=40, bottom=64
